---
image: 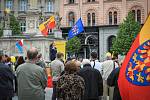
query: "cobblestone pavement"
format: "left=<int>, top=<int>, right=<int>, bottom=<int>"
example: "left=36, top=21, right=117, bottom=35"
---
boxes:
left=12, top=88, right=53, bottom=100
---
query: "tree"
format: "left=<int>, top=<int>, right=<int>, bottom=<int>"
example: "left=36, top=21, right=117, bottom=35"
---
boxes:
left=66, top=36, right=81, bottom=57
left=10, top=14, right=21, bottom=35
left=111, top=12, right=141, bottom=55
left=0, top=21, right=4, bottom=37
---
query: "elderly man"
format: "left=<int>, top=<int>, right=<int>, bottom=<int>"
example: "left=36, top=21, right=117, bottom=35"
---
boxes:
left=51, top=52, right=64, bottom=100
left=16, top=47, right=47, bottom=100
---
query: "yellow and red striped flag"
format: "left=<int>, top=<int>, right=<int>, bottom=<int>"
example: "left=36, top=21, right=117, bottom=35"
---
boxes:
left=39, top=16, right=56, bottom=36
left=118, top=14, right=150, bottom=100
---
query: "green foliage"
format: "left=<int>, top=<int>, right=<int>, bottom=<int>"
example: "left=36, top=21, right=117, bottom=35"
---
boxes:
left=10, top=14, right=21, bottom=35
left=0, top=28, right=3, bottom=37
left=0, top=23, right=3, bottom=37
left=66, top=36, right=81, bottom=55
left=111, top=11, right=141, bottom=55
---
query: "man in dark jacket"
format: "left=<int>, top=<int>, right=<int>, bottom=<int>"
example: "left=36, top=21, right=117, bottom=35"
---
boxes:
left=78, top=59, right=103, bottom=100
left=107, top=67, right=121, bottom=100
left=0, top=53, right=15, bottom=100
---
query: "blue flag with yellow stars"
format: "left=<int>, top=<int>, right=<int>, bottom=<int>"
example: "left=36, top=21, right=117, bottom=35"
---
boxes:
left=68, top=18, right=84, bottom=40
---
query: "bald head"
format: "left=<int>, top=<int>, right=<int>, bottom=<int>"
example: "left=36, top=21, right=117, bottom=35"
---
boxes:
left=27, top=47, right=38, bottom=60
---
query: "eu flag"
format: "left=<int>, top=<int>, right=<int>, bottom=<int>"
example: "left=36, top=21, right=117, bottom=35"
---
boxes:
left=68, top=18, right=84, bottom=40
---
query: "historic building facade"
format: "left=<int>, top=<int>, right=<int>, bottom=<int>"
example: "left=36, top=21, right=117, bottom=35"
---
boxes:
left=0, top=0, right=60, bottom=35
left=59, top=0, right=150, bottom=61
left=0, top=0, right=62, bottom=60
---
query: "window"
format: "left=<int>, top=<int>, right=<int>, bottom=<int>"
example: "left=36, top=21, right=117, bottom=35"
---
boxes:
left=108, top=11, right=117, bottom=25
left=131, top=9, right=141, bottom=23
left=114, top=11, right=117, bottom=25
left=47, top=0, right=54, bottom=12
left=87, top=13, right=91, bottom=26
left=108, top=35, right=116, bottom=51
left=87, top=12, right=95, bottom=26
left=132, top=10, right=136, bottom=20
left=68, top=12, right=75, bottom=26
left=19, top=0, right=27, bottom=11
left=20, top=20, right=26, bottom=32
left=69, top=0, right=74, bottom=4
left=92, top=13, right=95, bottom=26
left=87, top=0, right=95, bottom=2
left=137, top=9, right=141, bottom=23
left=5, top=0, right=13, bottom=10
left=109, top=12, right=112, bottom=25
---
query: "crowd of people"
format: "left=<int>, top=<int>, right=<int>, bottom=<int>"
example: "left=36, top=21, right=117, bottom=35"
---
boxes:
left=0, top=46, right=123, bottom=100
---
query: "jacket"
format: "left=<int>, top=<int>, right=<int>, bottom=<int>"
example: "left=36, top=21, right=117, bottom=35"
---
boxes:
left=16, top=62, right=47, bottom=100
left=107, top=67, right=121, bottom=100
left=0, top=63, right=15, bottom=97
left=78, top=64, right=103, bottom=100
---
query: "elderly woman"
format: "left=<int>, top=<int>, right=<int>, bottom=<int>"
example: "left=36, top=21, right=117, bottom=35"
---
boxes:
left=56, top=60, right=85, bottom=100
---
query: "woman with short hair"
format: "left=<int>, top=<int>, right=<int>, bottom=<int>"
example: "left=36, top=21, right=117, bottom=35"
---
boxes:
left=56, top=60, right=85, bottom=100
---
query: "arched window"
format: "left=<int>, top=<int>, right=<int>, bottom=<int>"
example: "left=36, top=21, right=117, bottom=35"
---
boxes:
left=68, top=12, right=75, bottom=26
left=69, top=0, right=74, bottom=4
left=131, top=8, right=142, bottom=23
left=132, top=10, right=136, bottom=20
left=109, top=12, right=112, bottom=25
left=92, top=13, right=95, bottom=26
left=114, top=11, right=117, bottom=25
left=87, top=13, right=91, bottom=26
left=108, top=35, right=116, bottom=51
left=137, top=9, right=141, bottom=23
left=87, top=12, right=96, bottom=26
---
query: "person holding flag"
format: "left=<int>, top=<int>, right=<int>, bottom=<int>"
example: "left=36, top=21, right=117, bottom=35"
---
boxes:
left=118, top=14, right=150, bottom=100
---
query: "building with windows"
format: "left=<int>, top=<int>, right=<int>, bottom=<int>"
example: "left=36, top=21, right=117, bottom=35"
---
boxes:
left=0, top=0, right=59, bottom=35
left=0, top=0, right=62, bottom=60
left=59, top=0, right=150, bottom=60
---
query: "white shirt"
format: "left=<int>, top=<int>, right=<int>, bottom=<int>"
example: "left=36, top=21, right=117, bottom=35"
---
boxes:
left=91, top=60, right=102, bottom=74
left=101, top=60, right=119, bottom=80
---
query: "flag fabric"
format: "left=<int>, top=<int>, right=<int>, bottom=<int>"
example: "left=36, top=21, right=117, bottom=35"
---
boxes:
left=39, top=16, right=56, bottom=36
left=118, top=14, right=150, bottom=100
left=16, top=39, right=23, bottom=53
left=68, top=18, right=84, bottom=40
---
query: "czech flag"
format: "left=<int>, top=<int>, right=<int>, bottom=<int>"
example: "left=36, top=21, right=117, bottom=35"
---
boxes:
left=16, top=39, right=23, bottom=53
left=39, top=16, right=56, bottom=36
left=118, top=14, right=150, bottom=100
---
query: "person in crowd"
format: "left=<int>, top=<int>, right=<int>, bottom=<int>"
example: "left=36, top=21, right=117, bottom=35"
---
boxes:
left=50, top=42, right=57, bottom=61
left=90, top=52, right=102, bottom=74
left=16, top=47, right=47, bottom=100
left=5, top=57, right=12, bottom=67
left=51, top=52, right=64, bottom=100
left=14, top=56, right=25, bottom=94
left=101, top=53, right=119, bottom=100
left=107, top=67, right=121, bottom=100
left=0, top=52, right=15, bottom=100
left=56, top=60, right=85, bottom=100
left=78, top=59, right=103, bottom=100
left=15, top=56, right=25, bottom=71
left=107, top=57, right=124, bottom=100
left=36, top=53, right=46, bottom=68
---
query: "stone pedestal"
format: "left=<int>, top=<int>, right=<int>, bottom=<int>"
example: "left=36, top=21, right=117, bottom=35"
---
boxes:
left=3, top=29, right=12, bottom=37
left=54, top=30, right=62, bottom=38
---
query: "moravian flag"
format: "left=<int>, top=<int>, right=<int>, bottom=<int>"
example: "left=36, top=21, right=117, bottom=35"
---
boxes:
left=68, top=18, right=84, bottom=40
left=16, top=39, right=23, bottom=53
left=118, top=14, right=150, bottom=100
left=39, top=16, right=56, bottom=36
